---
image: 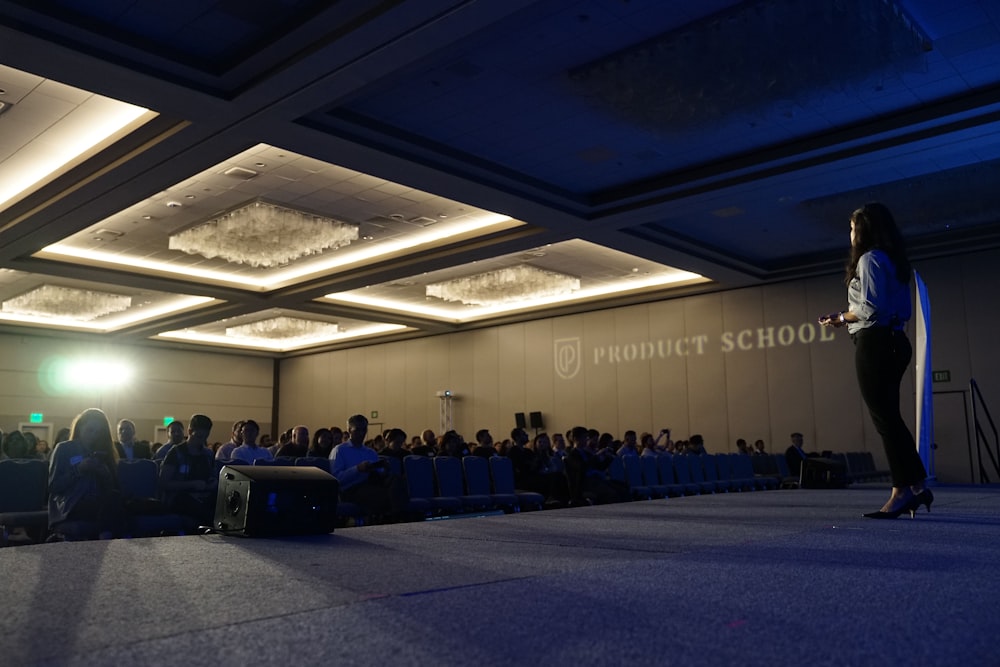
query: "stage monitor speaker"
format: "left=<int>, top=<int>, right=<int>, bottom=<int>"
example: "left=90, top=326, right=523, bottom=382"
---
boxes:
left=214, top=465, right=340, bottom=537
left=514, top=412, right=527, bottom=429
left=529, top=411, right=544, bottom=429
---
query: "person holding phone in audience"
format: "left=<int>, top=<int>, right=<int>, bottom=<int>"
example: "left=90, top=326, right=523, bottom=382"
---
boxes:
left=48, top=408, right=124, bottom=540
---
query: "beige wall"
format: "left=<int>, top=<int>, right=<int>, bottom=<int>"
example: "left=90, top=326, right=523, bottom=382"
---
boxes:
left=0, top=335, right=273, bottom=444
left=279, top=248, right=1000, bottom=482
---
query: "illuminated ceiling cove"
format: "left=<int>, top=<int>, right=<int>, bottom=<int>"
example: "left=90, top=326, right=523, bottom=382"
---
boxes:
left=1, top=1, right=999, bottom=355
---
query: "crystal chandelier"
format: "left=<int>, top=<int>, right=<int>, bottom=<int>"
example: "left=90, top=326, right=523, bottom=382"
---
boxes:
left=225, top=316, right=339, bottom=341
left=1, top=285, right=132, bottom=321
left=169, top=200, right=359, bottom=268
left=426, top=265, right=580, bottom=306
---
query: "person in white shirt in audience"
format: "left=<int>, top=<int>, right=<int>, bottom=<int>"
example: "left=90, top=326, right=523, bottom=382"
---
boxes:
left=215, top=421, right=245, bottom=460
left=230, top=420, right=272, bottom=464
left=617, top=430, right=640, bottom=457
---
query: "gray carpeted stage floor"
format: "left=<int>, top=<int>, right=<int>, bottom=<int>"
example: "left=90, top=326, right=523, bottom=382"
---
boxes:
left=2, top=485, right=998, bottom=666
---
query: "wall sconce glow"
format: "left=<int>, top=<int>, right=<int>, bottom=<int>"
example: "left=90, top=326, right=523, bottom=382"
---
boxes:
left=65, top=359, right=134, bottom=389
left=39, top=356, right=136, bottom=395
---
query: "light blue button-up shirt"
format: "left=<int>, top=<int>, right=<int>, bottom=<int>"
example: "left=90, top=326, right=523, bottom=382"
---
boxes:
left=846, top=249, right=911, bottom=334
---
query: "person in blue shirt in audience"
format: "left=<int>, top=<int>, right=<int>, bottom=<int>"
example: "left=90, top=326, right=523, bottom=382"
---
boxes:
left=154, top=420, right=185, bottom=462
left=330, top=414, right=405, bottom=519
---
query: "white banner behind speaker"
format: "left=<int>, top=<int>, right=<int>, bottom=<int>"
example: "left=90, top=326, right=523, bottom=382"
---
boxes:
left=914, top=270, right=934, bottom=479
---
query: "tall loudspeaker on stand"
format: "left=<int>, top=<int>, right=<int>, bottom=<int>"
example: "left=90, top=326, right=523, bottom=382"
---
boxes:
left=214, top=465, right=340, bottom=537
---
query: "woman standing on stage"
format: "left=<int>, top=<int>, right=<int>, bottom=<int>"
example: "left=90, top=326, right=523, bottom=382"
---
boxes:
left=819, top=202, right=931, bottom=518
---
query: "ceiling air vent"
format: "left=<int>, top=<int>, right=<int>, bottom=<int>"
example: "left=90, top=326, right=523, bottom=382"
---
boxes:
left=223, top=166, right=258, bottom=180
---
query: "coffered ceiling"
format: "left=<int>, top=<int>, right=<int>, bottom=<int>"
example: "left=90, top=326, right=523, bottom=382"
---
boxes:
left=1, top=0, right=998, bottom=355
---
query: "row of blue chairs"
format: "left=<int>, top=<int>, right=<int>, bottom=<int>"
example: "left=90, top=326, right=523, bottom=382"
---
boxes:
left=611, top=453, right=783, bottom=500
left=0, top=458, right=197, bottom=544
left=233, top=454, right=546, bottom=523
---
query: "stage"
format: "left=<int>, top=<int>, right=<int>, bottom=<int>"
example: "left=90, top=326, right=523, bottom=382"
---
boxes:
left=2, top=485, right=998, bottom=666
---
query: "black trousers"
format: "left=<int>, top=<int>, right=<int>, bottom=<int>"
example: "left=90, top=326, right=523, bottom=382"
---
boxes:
left=853, top=327, right=927, bottom=487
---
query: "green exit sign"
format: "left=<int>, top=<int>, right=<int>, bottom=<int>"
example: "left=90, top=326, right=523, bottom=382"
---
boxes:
left=163, top=416, right=174, bottom=426
left=932, top=370, right=951, bottom=383
left=29, top=413, right=44, bottom=423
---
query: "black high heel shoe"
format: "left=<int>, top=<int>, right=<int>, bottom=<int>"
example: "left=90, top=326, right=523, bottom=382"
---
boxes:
left=909, top=489, right=934, bottom=514
left=862, top=493, right=916, bottom=519
left=862, top=506, right=910, bottom=519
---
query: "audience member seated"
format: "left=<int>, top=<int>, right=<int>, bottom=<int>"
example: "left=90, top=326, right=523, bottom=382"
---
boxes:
left=215, top=420, right=245, bottom=461
left=115, top=419, right=152, bottom=460
left=35, top=438, right=51, bottom=461
left=517, top=431, right=570, bottom=503
left=471, top=429, right=499, bottom=458
left=639, top=432, right=660, bottom=457
left=688, top=434, right=707, bottom=455
left=436, top=430, right=470, bottom=458
left=276, top=425, right=309, bottom=458
left=551, top=433, right=568, bottom=462
left=159, top=414, right=218, bottom=527
left=421, top=429, right=436, bottom=450
left=330, top=414, right=406, bottom=517
left=783, top=432, right=847, bottom=487
left=736, top=438, right=751, bottom=455
left=308, top=427, right=335, bottom=459
left=154, top=420, right=185, bottom=462
left=784, top=432, right=816, bottom=477
left=230, top=420, right=272, bottom=464
left=564, top=426, right=628, bottom=505
left=617, top=430, right=640, bottom=457
left=531, top=432, right=564, bottom=474
left=409, top=432, right=436, bottom=457
left=753, top=439, right=767, bottom=455
left=3, top=430, right=39, bottom=459
left=48, top=408, right=125, bottom=540
left=653, top=428, right=673, bottom=453
left=378, top=428, right=409, bottom=460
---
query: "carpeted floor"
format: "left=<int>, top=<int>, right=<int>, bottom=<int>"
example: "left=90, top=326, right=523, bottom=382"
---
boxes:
left=2, top=485, right=998, bottom=666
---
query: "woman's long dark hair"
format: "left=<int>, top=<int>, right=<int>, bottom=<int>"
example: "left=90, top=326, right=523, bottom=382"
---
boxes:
left=70, top=407, right=119, bottom=463
left=845, top=202, right=911, bottom=286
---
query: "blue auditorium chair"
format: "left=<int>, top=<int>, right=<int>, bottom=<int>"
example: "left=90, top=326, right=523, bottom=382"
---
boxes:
left=639, top=455, right=675, bottom=498
left=662, top=454, right=699, bottom=496
left=683, top=455, right=716, bottom=494
left=699, top=454, right=733, bottom=492
left=404, top=455, right=462, bottom=516
left=0, top=459, right=49, bottom=545
left=488, top=456, right=544, bottom=512
left=619, top=455, right=652, bottom=500
left=433, top=456, right=494, bottom=511
left=462, top=456, right=517, bottom=512
left=117, top=458, right=192, bottom=536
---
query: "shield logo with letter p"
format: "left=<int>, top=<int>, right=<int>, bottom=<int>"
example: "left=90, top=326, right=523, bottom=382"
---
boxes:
left=554, top=337, right=581, bottom=380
